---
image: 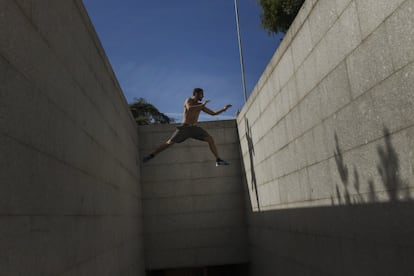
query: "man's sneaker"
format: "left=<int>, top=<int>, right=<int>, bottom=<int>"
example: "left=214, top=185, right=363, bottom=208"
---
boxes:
left=143, top=154, right=155, bottom=163
left=216, top=159, right=230, bottom=166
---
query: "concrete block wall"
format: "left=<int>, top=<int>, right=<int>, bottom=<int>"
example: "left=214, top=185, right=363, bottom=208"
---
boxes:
left=139, top=120, right=249, bottom=271
left=237, top=0, right=414, bottom=275
left=0, top=1, right=144, bottom=275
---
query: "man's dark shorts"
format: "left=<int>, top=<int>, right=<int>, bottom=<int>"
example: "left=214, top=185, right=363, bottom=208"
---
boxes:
left=169, top=125, right=210, bottom=143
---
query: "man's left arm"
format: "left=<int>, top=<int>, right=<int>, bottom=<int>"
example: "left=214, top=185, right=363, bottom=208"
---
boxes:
left=202, top=104, right=232, bottom=116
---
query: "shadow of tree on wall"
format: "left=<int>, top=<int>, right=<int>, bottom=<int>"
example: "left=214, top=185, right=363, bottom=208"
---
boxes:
left=244, top=126, right=414, bottom=275
left=377, top=128, right=411, bottom=201
left=333, top=127, right=412, bottom=205
left=334, top=133, right=351, bottom=204
left=245, top=118, right=260, bottom=211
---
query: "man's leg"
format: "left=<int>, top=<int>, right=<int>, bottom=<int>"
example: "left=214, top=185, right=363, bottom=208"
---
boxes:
left=204, top=136, right=229, bottom=166
left=153, top=140, right=175, bottom=155
left=204, top=136, right=219, bottom=159
left=143, top=140, right=175, bottom=163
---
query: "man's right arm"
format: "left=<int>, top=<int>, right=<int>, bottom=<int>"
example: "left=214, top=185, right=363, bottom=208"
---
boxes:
left=184, top=98, right=209, bottom=111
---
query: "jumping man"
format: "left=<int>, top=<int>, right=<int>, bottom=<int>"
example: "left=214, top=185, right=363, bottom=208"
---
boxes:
left=142, top=88, right=232, bottom=166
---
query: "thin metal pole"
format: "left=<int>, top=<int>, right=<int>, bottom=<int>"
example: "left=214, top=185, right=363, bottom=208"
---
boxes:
left=234, top=0, right=247, bottom=103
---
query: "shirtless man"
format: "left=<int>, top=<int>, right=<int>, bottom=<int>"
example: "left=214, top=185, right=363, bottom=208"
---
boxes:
left=142, top=88, right=232, bottom=166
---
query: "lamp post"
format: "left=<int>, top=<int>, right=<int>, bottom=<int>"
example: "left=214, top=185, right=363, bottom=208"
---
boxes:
left=234, top=0, right=247, bottom=103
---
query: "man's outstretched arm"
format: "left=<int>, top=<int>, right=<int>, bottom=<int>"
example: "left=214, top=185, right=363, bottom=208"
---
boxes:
left=202, top=104, right=232, bottom=116
left=185, top=98, right=210, bottom=111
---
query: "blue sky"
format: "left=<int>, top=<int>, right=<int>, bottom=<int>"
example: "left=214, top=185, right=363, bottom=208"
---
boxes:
left=82, top=0, right=282, bottom=121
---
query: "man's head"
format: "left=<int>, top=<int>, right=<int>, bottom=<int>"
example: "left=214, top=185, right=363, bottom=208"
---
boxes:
left=193, top=88, right=204, bottom=101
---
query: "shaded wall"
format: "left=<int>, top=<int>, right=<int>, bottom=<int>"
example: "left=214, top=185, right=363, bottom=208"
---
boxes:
left=237, top=0, right=414, bottom=275
left=0, top=1, right=144, bottom=275
left=139, top=120, right=249, bottom=271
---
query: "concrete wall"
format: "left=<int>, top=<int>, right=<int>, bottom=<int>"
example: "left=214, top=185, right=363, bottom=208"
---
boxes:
left=139, top=120, right=249, bottom=271
left=237, top=0, right=414, bottom=275
left=0, top=1, right=144, bottom=275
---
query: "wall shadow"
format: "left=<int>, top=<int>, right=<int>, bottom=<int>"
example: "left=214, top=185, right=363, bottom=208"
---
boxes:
left=244, top=126, right=414, bottom=275
left=333, top=127, right=412, bottom=205
left=334, top=133, right=351, bottom=204
left=245, top=200, right=414, bottom=275
left=244, top=118, right=260, bottom=211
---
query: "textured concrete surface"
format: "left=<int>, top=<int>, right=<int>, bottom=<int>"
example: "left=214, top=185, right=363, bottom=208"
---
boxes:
left=2, top=0, right=413, bottom=274
left=0, top=1, right=144, bottom=275
left=139, top=120, right=249, bottom=270
left=238, top=0, right=414, bottom=275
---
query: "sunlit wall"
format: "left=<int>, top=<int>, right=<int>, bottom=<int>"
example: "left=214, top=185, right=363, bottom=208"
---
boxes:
left=237, top=0, right=414, bottom=275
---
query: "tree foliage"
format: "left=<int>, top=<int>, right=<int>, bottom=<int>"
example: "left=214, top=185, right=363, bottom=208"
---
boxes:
left=129, top=98, right=174, bottom=125
left=258, top=0, right=305, bottom=34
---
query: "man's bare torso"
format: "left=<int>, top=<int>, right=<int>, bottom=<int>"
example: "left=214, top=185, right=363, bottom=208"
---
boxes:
left=182, top=98, right=201, bottom=125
